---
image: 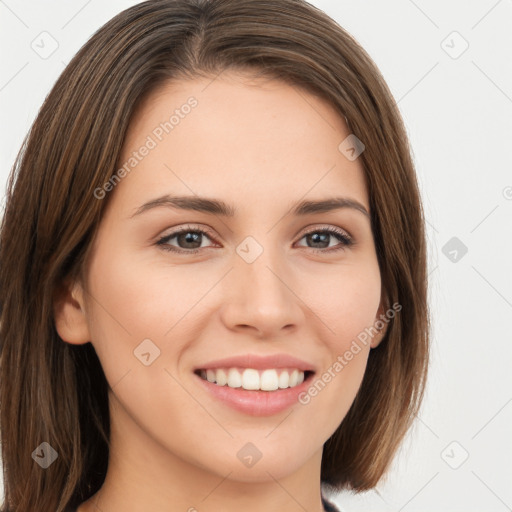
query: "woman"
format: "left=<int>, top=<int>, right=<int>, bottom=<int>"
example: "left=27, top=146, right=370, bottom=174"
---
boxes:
left=0, top=1, right=429, bottom=511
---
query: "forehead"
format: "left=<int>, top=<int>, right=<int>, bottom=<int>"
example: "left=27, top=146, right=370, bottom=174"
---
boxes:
left=113, top=71, right=369, bottom=214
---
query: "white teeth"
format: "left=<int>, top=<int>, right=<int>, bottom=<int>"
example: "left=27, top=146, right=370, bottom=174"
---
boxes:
left=260, top=369, right=279, bottom=391
left=227, top=368, right=242, bottom=388
left=242, top=369, right=260, bottom=390
left=216, top=368, right=228, bottom=386
left=198, top=367, right=307, bottom=391
left=278, top=371, right=289, bottom=389
left=289, top=369, right=298, bottom=387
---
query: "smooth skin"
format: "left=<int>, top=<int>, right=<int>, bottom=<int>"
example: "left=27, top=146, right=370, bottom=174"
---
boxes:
left=54, top=71, right=387, bottom=512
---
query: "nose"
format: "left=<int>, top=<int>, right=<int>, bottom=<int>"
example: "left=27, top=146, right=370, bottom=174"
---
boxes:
left=219, top=247, right=304, bottom=338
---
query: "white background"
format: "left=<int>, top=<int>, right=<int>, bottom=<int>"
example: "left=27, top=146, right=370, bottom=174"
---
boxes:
left=1, top=1, right=511, bottom=510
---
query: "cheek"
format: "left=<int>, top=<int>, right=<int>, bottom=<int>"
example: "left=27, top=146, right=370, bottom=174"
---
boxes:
left=83, top=242, right=221, bottom=389
left=83, top=247, right=211, bottom=438
left=298, top=261, right=381, bottom=410
left=86, top=245, right=200, bottom=338
left=304, top=259, right=382, bottom=346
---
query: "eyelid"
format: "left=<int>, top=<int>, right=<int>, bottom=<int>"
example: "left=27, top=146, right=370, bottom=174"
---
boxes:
left=299, top=224, right=352, bottom=240
left=157, top=223, right=217, bottom=240
left=155, top=224, right=219, bottom=247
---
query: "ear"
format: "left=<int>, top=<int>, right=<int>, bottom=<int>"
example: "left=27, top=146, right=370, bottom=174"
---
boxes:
left=370, top=293, right=390, bottom=349
left=53, top=278, right=91, bottom=345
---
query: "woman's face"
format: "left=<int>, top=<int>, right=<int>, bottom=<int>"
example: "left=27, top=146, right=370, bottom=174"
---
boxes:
left=68, top=71, right=384, bottom=485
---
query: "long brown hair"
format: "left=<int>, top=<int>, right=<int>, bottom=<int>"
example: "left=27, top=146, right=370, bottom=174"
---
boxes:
left=0, top=0, right=429, bottom=510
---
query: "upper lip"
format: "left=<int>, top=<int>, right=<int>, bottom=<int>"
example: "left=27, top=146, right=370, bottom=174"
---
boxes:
left=195, top=353, right=316, bottom=373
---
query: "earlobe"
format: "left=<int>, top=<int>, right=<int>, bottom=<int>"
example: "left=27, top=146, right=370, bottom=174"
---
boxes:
left=53, top=279, right=91, bottom=345
left=370, top=324, right=387, bottom=348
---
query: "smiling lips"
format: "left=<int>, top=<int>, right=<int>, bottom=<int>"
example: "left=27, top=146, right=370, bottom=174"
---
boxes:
left=194, top=352, right=316, bottom=390
left=193, top=353, right=316, bottom=415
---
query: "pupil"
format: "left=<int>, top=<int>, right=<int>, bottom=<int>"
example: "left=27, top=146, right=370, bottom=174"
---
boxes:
left=179, top=232, right=201, bottom=248
left=309, top=232, right=329, bottom=248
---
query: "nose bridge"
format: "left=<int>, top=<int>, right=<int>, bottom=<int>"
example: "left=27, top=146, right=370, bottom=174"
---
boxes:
left=241, top=250, right=287, bottom=304
left=222, top=237, right=302, bottom=334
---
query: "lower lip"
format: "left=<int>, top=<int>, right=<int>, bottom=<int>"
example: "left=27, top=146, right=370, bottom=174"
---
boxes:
left=194, top=372, right=314, bottom=416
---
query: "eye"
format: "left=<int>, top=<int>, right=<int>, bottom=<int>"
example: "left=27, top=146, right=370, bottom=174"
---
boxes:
left=155, top=224, right=354, bottom=255
left=295, top=226, right=354, bottom=253
left=156, top=225, right=218, bottom=254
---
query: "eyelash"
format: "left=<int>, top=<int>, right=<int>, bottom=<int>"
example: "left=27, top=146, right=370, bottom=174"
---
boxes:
left=155, top=224, right=354, bottom=255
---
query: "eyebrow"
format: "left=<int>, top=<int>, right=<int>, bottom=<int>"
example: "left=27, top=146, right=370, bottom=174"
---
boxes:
left=130, top=194, right=370, bottom=218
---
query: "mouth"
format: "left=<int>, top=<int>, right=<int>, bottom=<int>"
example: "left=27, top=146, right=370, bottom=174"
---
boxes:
left=192, top=353, right=317, bottom=415
left=194, top=367, right=315, bottom=391
left=193, top=366, right=315, bottom=416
